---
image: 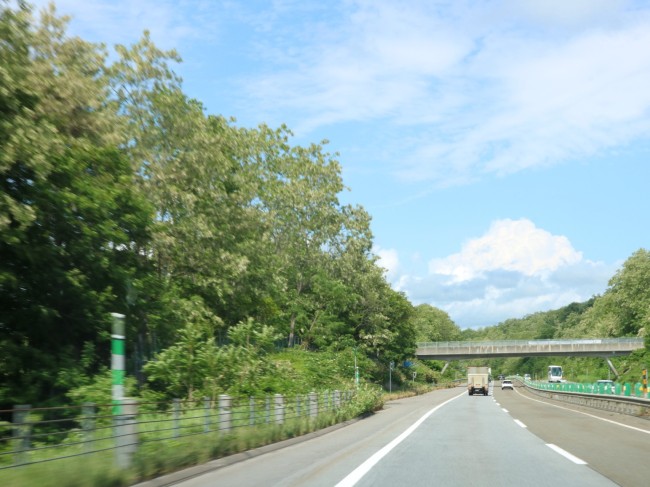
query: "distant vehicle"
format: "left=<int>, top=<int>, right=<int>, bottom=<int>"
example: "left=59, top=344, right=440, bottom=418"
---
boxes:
left=501, top=380, right=513, bottom=390
left=467, top=366, right=490, bottom=396
left=548, top=365, right=563, bottom=383
left=498, top=374, right=505, bottom=380
left=596, top=379, right=615, bottom=393
left=524, top=374, right=531, bottom=381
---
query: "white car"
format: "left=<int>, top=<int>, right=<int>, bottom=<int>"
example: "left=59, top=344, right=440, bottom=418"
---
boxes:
left=501, top=380, right=514, bottom=390
left=596, top=379, right=615, bottom=393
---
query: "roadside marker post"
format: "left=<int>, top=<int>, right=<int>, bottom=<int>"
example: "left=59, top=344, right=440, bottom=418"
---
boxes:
left=111, top=313, right=126, bottom=415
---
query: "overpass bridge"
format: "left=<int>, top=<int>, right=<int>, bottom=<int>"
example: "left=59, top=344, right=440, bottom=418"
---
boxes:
left=415, top=338, right=644, bottom=361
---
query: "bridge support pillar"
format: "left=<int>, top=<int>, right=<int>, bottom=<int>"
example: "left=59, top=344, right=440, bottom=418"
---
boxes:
left=605, top=357, right=619, bottom=379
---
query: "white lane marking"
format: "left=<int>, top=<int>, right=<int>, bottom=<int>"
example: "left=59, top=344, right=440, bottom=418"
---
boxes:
left=513, top=386, right=650, bottom=435
left=514, top=419, right=527, bottom=428
left=335, top=391, right=465, bottom=487
left=547, top=443, right=587, bottom=464
left=501, top=408, right=509, bottom=413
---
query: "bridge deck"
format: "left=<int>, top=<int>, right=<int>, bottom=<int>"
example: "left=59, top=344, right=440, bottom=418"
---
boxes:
left=415, top=338, right=644, bottom=360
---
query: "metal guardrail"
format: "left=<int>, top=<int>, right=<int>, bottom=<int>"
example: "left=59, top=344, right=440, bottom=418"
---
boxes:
left=0, top=390, right=353, bottom=473
left=523, top=378, right=648, bottom=397
left=512, top=377, right=650, bottom=416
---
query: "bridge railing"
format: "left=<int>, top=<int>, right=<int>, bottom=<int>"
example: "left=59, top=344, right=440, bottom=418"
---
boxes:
left=416, top=337, right=644, bottom=351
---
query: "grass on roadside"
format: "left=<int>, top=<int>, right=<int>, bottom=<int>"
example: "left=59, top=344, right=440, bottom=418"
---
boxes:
left=2, top=386, right=384, bottom=487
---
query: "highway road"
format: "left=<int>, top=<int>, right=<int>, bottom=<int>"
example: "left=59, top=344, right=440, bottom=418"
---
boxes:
left=142, top=383, right=650, bottom=487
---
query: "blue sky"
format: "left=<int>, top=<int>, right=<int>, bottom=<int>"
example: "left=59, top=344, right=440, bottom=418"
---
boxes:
left=32, top=0, right=650, bottom=329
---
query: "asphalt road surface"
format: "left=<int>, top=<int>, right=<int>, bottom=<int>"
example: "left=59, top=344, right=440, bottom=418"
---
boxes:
left=139, top=383, right=650, bottom=487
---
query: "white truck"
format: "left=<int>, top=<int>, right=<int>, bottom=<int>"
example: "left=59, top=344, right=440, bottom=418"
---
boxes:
left=467, top=366, right=490, bottom=396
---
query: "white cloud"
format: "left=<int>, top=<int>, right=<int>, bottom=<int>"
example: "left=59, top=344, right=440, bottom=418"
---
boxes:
left=428, top=219, right=582, bottom=282
left=374, top=246, right=400, bottom=281
left=394, top=219, right=614, bottom=328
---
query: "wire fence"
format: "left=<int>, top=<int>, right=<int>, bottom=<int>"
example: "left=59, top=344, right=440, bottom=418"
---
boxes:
left=0, top=390, right=353, bottom=472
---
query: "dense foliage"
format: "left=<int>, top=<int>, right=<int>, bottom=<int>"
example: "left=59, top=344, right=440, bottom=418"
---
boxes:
left=0, top=2, right=454, bottom=407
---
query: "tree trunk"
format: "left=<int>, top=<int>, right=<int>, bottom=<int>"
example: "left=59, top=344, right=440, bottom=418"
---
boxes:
left=288, top=313, right=296, bottom=347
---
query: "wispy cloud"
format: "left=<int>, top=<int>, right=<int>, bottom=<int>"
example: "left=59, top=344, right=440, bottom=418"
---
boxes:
left=38, top=1, right=650, bottom=189
left=235, top=1, right=650, bottom=186
left=30, top=0, right=220, bottom=49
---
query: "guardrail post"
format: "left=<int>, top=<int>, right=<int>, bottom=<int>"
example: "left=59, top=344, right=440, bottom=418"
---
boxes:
left=249, top=397, right=255, bottom=426
left=13, top=404, right=31, bottom=466
left=219, top=394, right=232, bottom=432
left=115, top=399, right=138, bottom=470
left=203, top=397, right=211, bottom=433
left=82, top=402, right=95, bottom=453
left=274, top=394, right=284, bottom=425
left=173, top=398, right=181, bottom=438
left=265, top=396, right=270, bottom=424
left=309, top=392, right=318, bottom=418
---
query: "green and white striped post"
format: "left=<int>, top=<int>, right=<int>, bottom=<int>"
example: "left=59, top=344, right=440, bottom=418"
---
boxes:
left=111, top=313, right=125, bottom=415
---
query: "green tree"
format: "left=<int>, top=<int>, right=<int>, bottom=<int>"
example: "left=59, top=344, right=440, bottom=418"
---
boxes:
left=143, top=296, right=222, bottom=401
left=411, top=304, right=461, bottom=342
left=605, top=249, right=650, bottom=337
left=0, top=145, right=153, bottom=405
left=0, top=4, right=153, bottom=405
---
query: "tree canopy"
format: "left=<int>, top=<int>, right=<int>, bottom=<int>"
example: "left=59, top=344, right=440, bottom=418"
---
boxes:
left=0, top=2, right=424, bottom=406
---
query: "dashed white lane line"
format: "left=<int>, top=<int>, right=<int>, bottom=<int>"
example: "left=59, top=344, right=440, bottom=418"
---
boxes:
left=514, top=419, right=527, bottom=428
left=547, top=443, right=587, bottom=464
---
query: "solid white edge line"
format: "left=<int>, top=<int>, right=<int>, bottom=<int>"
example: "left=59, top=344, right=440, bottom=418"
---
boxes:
left=335, top=391, right=465, bottom=487
left=546, top=443, right=587, bottom=464
left=514, top=419, right=526, bottom=428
